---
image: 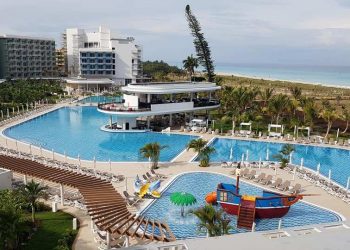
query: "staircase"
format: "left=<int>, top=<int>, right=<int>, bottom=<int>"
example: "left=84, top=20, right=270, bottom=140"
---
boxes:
left=237, top=197, right=256, bottom=230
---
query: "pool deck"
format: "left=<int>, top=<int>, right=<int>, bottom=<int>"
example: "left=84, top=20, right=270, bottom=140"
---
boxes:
left=0, top=103, right=350, bottom=249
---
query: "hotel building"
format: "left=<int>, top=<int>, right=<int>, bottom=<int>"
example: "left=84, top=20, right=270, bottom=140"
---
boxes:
left=0, top=34, right=56, bottom=79
left=65, top=26, right=143, bottom=86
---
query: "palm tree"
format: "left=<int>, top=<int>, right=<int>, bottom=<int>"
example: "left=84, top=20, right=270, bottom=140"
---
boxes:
left=191, top=205, right=232, bottom=237
left=273, top=144, right=295, bottom=169
left=289, top=87, right=302, bottom=116
left=20, top=180, right=48, bottom=224
left=186, top=138, right=207, bottom=154
left=182, top=55, right=198, bottom=81
left=300, top=97, right=317, bottom=127
left=259, top=87, right=274, bottom=110
left=198, top=146, right=216, bottom=167
left=268, top=94, right=291, bottom=124
left=341, top=106, right=350, bottom=134
left=139, top=142, right=167, bottom=169
left=319, top=104, right=338, bottom=138
left=187, top=138, right=215, bottom=167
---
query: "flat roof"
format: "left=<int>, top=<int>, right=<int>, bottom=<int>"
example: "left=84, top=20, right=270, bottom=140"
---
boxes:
left=65, top=78, right=114, bottom=84
left=122, top=82, right=221, bottom=94
left=0, top=34, right=55, bottom=41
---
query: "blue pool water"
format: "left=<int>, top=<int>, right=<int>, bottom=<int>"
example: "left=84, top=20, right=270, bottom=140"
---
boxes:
left=207, top=138, right=350, bottom=188
left=4, top=107, right=196, bottom=162
left=78, top=95, right=122, bottom=103
left=141, top=172, right=342, bottom=239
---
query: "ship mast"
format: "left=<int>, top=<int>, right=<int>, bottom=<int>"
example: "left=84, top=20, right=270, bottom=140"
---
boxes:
left=236, top=162, right=241, bottom=194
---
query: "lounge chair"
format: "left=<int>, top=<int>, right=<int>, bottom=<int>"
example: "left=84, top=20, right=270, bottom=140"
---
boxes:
left=146, top=172, right=157, bottom=181
left=245, top=170, right=256, bottom=180
left=150, top=169, right=167, bottom=179
left=260, top=175, right=273, bottom=185
left=240, top=168, right=249, bottom=177
left=254, top=173, right=266, bottom=183
left=270, top=178, right=282, bottom=188
left=289, top=183, right=302, bottom=194
left=278, top=180, right=291, bottom=191
left=123, top=191, right=141, bottom=206
left=142, top=174, right=150, bottom=182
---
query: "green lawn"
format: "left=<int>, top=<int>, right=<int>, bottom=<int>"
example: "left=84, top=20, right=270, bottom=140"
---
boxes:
left=25, top=211, right=75, bottom=250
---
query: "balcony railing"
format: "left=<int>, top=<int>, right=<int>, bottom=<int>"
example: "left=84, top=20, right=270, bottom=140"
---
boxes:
left=98, top=103, right=151, bottom=112
left=98, top=99, right=219, bottom=113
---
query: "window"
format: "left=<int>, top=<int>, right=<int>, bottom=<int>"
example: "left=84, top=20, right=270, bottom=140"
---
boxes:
left=84, top=43, right=88, bottom=48
left=106, top=71, right=111, bottom=74
left=81, top=53, right=87, bottom=57
left=219, top=192, right=227, bottom=202
left=98, top=53, right=103, bottom=57
left=105, top=53, right=111, bottom=57
left=113, top=70, right=115, bottom=75
left=98, top=59, right=103, bottom=63
left=105, top=59, right=111, bottom=63
left=112, top=53, right=115, bottom=58
left=125, top=79, right=132, bottom=84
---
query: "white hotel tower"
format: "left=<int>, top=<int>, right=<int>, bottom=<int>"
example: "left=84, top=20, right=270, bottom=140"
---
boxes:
left=65, top=26, right=142, bottom=86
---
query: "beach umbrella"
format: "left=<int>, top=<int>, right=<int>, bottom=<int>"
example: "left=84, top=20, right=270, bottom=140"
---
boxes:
left=292, top=167, right=297, bottom=181
left=289, top=153, right=292, bottom=164
left=317, top=163, right=321, bottom=176
left=170, top=192, right=197, bottom=217
left=328, top=169, right=332, bottom=183
left=258, top=157, right=262, bottom=169
left=246, top=150, right=249, bottom=162
left=241, top=153, right=244, bottom=164
left=336, top=128, right=340, bottom=141
left=266, top=148, right=269, bottom=161
left=346, top=177, right=350, bottom=191
left=300, top=158, right=304, bottom=170
left=229, top=145, right=233, bottom=161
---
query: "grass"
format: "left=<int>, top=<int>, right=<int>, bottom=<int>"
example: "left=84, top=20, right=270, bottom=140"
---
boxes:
left=25, top=211, right=75, bottom=250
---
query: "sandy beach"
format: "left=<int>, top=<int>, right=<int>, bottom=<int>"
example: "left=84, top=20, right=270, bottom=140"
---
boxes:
left=216, top=71, right=350, bottom=90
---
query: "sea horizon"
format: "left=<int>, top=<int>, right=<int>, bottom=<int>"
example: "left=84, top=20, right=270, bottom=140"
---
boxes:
left=169, top=61, right=350, bottom=88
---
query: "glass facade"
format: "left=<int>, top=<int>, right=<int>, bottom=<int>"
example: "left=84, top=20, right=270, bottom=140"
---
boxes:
left=79, top=51, right=115, bottom=76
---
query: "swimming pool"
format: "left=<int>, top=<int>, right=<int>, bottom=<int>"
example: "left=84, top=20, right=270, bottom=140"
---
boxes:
left=205, top=138, right=350, bottom=188
left=3, top=107, right=197, bottom=162
left=141, top=172, right=342, bottom=239
left=78, top=95, right=122, bottom=104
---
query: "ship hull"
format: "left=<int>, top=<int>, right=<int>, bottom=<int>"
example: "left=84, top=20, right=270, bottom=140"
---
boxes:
left=219, top=201, right=290, bottom=219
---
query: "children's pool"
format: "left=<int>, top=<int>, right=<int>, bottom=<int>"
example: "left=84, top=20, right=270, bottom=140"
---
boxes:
left=78, top=95, right=122, bottom=104
left=141, top=172, right=342, bottom=239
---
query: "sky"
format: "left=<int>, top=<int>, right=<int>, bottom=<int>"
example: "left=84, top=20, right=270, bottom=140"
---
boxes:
left=1, top=0, right=350, bottom=66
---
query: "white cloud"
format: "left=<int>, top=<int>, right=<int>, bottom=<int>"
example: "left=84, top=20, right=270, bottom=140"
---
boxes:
left=1, top=0, right=350, bottom=65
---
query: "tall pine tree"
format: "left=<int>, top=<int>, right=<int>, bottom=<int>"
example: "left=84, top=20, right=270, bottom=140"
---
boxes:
left=185, top=5, right=215, bottom=82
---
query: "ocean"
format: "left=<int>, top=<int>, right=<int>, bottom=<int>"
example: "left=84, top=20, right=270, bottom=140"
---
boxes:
left=214, top=63, right=350, bottom=88
left=171, top=61, right=350, bottom=87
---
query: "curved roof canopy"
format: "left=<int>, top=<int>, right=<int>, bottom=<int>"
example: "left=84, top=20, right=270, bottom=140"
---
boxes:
left=122, top=82, right=221, bottom=94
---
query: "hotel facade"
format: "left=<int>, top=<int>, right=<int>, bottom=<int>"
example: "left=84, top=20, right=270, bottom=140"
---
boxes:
left=0, top=35, right=56, bottom=79
left=65, top=26, right=143, bottom=86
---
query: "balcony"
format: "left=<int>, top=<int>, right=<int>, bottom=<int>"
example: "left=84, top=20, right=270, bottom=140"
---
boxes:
left=97, top=98, right=220, bottom=115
